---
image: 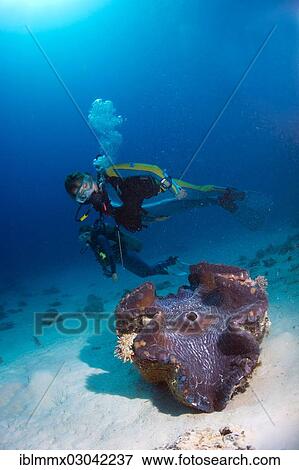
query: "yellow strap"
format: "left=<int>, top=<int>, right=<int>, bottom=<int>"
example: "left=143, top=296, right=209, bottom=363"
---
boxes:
left=106, top=163, right=165, bottom=179
left=105, top=163, right=179, bottom=193
left=79, top=213, right=89, bottom=222
left=105, top=163, right=225, bottom=194
left=174, top=179, right=225, bottom=193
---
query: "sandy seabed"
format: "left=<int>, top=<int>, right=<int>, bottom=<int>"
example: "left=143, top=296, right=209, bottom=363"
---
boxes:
left=0, top=228, right=298, bottom=450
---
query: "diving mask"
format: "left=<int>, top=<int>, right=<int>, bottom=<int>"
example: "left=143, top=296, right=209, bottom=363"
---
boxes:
left=76, top=174, right=94, bottom=204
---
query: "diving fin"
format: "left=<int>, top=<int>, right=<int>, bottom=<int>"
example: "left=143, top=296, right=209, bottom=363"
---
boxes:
left=219, top=188, right=272, bottom=231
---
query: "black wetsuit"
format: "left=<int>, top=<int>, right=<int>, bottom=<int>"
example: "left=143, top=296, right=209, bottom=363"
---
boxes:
left=88, top=173, right=249, bottom=232
left=87, top=224, right=176, bottom=278
left=89, top=175, right=160, bottom=232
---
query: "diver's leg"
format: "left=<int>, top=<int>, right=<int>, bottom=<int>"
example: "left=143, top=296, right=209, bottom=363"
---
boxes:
left=123, top=253, right=176, bottom=278
left=122, top=253, right=160, bottom=277
left=142, top=187, right=268, bottom=231
left=142, top=191, right=220, bottom=221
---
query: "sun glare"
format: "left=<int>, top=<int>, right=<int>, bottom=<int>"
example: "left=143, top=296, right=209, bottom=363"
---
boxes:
left=0, top=0, right=109, bottom=31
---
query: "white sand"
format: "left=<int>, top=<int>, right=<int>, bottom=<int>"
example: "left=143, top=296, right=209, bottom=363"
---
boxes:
left=0, top=228, right=298, bottom=449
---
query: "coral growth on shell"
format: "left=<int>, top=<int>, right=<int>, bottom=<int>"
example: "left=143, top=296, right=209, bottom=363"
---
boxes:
left=115, top=262, right=269, bottom=412
left=114, top=333, right=136, bottom=362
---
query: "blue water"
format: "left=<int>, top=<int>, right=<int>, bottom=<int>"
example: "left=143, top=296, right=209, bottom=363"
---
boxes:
left=1, top=0, right=299, bottom=450
left=1, top=0, right=298, bottom=289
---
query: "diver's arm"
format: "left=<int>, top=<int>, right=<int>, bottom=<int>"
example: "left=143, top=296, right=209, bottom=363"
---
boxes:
left=160, top=172, right=187, bottom=199
left=94, top=233, right=117, bottom=278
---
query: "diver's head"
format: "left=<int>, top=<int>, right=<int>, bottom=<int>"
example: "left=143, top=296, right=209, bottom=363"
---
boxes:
left=64, top=172, right=98, bottom=204
left=78, top=225, right=93, bottom=243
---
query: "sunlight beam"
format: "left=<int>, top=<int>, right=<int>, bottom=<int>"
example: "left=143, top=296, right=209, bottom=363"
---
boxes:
left=0, top=0, right=109, bottom=31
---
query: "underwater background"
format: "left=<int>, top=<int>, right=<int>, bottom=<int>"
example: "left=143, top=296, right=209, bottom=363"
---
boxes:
left=1, top=0, right=299, bottom=284
left=0, top=0, right=299, bottom=449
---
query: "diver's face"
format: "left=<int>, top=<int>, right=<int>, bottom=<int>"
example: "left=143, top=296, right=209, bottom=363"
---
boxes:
left=75, top=175, right=95, bottom=203
left=71, top=181, right=82, bottom=198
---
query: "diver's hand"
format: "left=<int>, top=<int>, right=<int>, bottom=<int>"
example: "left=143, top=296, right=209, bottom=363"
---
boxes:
left=112, top=273, right=118, bottom=282
left=93, top=155, right=110, bottom=172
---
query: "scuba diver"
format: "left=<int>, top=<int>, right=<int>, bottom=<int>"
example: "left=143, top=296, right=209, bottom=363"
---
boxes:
left=65, top=154, right=265, bottom=233
left=79, top=221, right=179, bottom=280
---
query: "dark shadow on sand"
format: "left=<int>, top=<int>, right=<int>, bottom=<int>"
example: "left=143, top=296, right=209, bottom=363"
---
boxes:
left=79, top=335, right=197, bottom=417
